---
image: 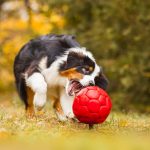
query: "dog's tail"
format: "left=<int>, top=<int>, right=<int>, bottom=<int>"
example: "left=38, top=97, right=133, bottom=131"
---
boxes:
left=13, top=54, right=28, bottom=108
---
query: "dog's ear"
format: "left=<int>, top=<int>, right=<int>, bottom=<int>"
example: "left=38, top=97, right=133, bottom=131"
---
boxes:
left=94, top=71, right=109, bottom=91
left=59, top=52, right=83, bottom=79
left=66, top=51, right=79, bottom=67
left=60, top=52, right=81, bottom=71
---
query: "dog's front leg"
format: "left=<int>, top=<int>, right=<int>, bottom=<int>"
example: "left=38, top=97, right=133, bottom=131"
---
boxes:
left=60, top=88, right=75, bottom=119
left=25, top=72, right=47, bottom=111
left=53, top=97, right=68, bottom=122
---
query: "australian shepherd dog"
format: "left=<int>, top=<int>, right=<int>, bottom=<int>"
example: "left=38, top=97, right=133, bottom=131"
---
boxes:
left=14, top=34, right=108, bottom=121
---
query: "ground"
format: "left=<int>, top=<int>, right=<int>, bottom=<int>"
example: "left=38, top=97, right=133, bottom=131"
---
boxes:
left=0, top=92, right=150, bottom=150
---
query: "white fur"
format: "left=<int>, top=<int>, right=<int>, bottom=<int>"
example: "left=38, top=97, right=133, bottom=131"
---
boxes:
left=69, top=47, right=95, bottom=61
left=38, top=56, right=48, bottom=71
left=60, top=88, right=74, bottom=118
left=41, top=54, right=68, bottom=87
left=33, top=92, right=47, bottom=109
left=55, top=112, right=67, bottom=122
left=65, top=79, right=70, bottom=96
left=25, top=72, right=47, bottom=108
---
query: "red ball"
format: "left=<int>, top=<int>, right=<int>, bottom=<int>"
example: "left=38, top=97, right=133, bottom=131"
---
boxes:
left=72, top=86, right=112, bottom=124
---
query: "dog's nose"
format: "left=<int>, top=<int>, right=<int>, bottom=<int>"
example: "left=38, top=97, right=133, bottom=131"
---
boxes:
left=89, top=81, right=94, bottom=86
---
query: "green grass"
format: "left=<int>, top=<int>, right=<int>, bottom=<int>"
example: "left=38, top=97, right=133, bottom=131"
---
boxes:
left=0, top=92, right=150, bottom=150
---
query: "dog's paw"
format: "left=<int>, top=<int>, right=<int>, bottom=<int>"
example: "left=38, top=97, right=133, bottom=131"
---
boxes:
left=33, top=92, right=46, bottom=109
left=56, top=112, right=68, bottom=122
left=66, top=112, right=75, bottom=119
left=26, top=107, right=35, bottom=119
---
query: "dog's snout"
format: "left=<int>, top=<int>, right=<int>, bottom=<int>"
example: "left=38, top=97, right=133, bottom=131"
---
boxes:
left=89, top=81, right=94, bottom=86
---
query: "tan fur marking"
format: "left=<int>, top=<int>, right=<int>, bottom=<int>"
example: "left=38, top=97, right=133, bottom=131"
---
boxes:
left=60, top=68, right=83, bottom=80
left=26, top=87, right=35, bottom=117
left=50, top=96, right=64, bottom=118
left=89, top=66, right=94, bottom=71
left=53, top=99, right=64, bottom=115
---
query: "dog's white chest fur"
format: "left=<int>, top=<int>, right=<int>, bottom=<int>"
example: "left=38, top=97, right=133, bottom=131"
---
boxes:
left=41, top=56, right=67, bottom=87
left=42, top=68, right=66, bottom=87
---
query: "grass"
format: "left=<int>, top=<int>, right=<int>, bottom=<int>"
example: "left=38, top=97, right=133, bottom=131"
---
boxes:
left=0, top=91, right=150, bottom=150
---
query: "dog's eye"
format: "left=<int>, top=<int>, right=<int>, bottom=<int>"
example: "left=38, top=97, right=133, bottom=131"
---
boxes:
left=82, top=68, right=86, bottom=73
left=82, top=67, right=90, bottom=74
left=77, top=66, right=93, bottom=75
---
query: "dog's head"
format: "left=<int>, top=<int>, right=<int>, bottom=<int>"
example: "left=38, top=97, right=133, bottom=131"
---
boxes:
left=59, top=47, right=108, bottom=96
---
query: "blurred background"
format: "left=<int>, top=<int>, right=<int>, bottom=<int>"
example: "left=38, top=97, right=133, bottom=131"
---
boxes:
left=0, top=0, right=150, bottom=113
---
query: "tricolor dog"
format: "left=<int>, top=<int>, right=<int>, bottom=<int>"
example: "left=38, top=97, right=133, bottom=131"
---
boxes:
left=14, top=34, right=108, bottom=121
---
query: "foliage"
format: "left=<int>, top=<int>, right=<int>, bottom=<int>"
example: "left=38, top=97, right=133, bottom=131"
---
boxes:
left=0, top=0, right=150, bottom=112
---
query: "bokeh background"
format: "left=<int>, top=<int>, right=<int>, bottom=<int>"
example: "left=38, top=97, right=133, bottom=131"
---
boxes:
left=0, top=0, right=150, bottom=113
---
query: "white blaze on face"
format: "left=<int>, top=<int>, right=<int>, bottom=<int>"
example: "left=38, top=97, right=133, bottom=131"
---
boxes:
left=69, top=47, right=95, bottom=61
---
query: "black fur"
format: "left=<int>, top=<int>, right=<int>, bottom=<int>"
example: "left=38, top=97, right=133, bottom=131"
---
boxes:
left=14, top=34, right=80, bottom=107
left=94, top=72, right=109, bottom=90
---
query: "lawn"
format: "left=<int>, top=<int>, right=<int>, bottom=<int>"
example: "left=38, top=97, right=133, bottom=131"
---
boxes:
left=0, top=92, right=150, bottom=150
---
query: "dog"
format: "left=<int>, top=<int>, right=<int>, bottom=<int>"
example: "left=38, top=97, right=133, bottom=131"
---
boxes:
left=14, top=34, right=108, bottom=121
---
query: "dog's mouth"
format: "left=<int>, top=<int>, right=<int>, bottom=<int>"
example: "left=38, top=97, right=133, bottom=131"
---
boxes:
left=67, top=80, right=84, bottom=96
